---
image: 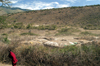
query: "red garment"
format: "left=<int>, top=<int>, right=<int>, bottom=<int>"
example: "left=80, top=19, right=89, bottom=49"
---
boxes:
left=10, top=51, right=18, bottom=66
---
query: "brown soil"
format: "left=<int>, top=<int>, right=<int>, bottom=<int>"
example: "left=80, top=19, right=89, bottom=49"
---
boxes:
left=0, top=63, right=11, bottom=66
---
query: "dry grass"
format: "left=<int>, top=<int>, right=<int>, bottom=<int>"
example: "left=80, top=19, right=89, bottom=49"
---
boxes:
left=0, top=38, right=100, bottom=66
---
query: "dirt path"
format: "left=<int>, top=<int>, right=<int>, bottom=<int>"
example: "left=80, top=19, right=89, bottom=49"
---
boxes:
left=0, top=63, right=22, bottom=66
left=0, top=63, right=11, bottom=66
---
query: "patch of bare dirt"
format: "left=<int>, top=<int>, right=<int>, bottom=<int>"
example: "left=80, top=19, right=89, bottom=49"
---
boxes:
left=0, top=63, right=11, bottom=66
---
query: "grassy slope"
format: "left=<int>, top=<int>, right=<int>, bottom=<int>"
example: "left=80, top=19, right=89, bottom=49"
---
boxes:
left=4, top=5, right=100, bottom=29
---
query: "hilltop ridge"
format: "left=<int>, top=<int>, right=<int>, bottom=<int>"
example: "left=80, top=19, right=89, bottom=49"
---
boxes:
left=0, top=6, right=30, bottom=16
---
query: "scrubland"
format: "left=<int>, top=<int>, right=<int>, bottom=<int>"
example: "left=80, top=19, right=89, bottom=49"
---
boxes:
left=0, top=5, right=100, bottom=66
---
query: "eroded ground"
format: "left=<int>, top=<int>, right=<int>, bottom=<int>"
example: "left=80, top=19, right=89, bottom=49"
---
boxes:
left=0, top=27, right=100, bottom=47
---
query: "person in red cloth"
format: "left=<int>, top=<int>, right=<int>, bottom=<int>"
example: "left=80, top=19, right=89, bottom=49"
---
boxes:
left=9, top=49, right=18, bottom=66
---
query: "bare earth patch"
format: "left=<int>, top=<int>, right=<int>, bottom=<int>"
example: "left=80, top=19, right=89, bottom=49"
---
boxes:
left=0, top=63, right=11, bottom=66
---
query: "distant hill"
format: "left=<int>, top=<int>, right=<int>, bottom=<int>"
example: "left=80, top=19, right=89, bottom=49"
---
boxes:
left=0, top=6, right=30, bottom=16
left=2, top=4, right=100, bottom=30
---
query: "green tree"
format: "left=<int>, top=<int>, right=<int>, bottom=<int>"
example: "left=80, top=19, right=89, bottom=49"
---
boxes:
left=0, top=0, right=11, bottom=7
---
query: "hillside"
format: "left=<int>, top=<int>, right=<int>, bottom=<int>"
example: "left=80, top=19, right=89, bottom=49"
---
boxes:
left=0, top=6, right=30, bottom=16
left=3, top=5, right=100, bottom=30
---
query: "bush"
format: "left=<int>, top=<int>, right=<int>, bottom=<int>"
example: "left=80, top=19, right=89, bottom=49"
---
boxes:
left=47, top=25, right=56, bottom=30
left=80, top=31, right=94, bottom=36
left=14, top=23, right=24, bottom=29
left=0, top=42, right=100, bottom=66
left=20, top=33, right=38, bottom=36
left=82, top=24, right=98, bottom=30
left=26, top=24, right=33, bottom=29
left=56, top=27, right=80, bottom=36
left=37, top=25, right=56, bottom=30
left=0, top=37, right=100, bottom=66
left=1, top=33, right=8, bottom=36
left=1, top=43, right=100, bottom=66
left=2, top=36, right=10, bottom=44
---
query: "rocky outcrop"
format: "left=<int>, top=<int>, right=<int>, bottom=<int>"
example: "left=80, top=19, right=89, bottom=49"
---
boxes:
left=20, top=36, right=100, bottom=47
left=44, top=41, right=59, bottom=47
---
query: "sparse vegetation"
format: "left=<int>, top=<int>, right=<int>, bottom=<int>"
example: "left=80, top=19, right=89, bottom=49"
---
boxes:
left=2, top=36, right=10, bottom=44
left=80, top=31, right=100, bottom=36
left=56, top=27, right=80, bottom=36
left=26, top=24, right=33, bottom=29
left=0, top=16, right=8, bottom=29
left=37, top=25, right=57, bottom=30
left=1, top=33, right=8, bottom=36
left=80, top=31, right=94, bottom=36
left=20, top=32, right=38, bottom=36
left=0, top=40, right=100, bottom=66
left=70, top=6, right=84, bottom=9
left=13, top=23, right=25, bottom=29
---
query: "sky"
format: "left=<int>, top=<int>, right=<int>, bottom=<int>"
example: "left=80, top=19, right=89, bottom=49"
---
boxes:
left=1, top=0, right=100, bottom=10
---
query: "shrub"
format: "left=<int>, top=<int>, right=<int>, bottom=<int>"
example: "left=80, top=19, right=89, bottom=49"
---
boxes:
left=46, top=25, right=56, bottom=30
left=1, top=33, right=8, bottom=36
left=82, top=24, right=98, bottom=30
left=20, top=33, right=38, bottom=36
left=37, top=25, right=56, bottom=30
left=37, top=25, right=45, bottom=30
left=56, top=27, right=80, bottom=36
left=80, top=31, right=94, bottom=36
left=13, top=23, right=24, bottom=29
left=26, top=24, right=33, bottom=29
left=2, top=36, right=10, bottom=44
left=0, top=41, right=100, bottom=66
left=13, top=20, right=16, bottom=23
left=70, top=6, right=83, bottom=9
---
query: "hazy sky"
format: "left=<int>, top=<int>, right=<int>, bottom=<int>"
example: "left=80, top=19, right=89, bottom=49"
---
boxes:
left=1, top=0, right=100, bottom=10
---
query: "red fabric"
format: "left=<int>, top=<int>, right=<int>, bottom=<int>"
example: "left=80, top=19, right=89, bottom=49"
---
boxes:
left=10, top=51, right=18, bottom=64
